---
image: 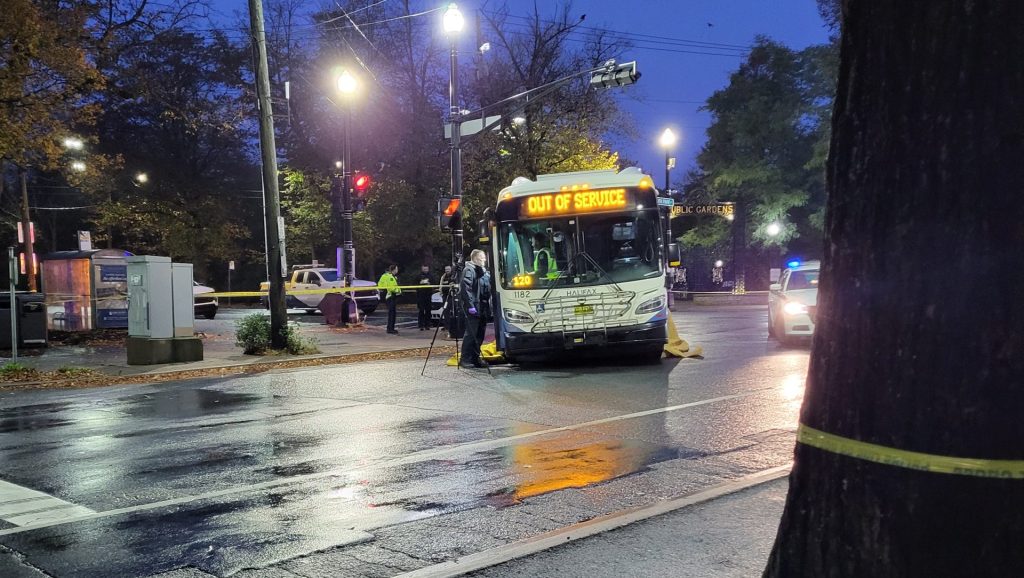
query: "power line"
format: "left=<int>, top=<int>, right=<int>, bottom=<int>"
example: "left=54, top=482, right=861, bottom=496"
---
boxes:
left=487, top=11, right=752, bottom=52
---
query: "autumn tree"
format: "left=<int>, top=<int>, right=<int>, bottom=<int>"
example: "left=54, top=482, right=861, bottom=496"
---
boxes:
left=764, top=0, right=1024, bottom=575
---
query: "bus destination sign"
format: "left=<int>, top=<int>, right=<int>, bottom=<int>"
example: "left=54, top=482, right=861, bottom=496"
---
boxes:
left=521, top=188, right=633, bottom=218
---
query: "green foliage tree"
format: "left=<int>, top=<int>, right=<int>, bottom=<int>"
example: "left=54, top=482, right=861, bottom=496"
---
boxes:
left=684, top=38, right=838, bottom=263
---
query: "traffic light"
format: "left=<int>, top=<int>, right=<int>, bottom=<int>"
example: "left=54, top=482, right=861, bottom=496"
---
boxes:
left=589, top=60, right=640, bottom=89
left=439, top=197, right=462, bottom=230
left=353, top=172, right=371, bottom=210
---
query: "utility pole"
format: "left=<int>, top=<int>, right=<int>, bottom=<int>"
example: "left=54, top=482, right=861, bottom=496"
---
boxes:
left=19, top=168, right=36, bottom=292
left=247, top=0, right=288, bottom=349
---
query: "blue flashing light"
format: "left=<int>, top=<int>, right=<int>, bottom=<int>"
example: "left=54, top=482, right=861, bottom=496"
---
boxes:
left=787, top=260, right=801, bottom=268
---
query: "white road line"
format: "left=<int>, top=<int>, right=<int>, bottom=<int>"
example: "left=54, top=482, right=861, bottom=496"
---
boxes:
left=395, top=464, right=792, bottom=578
left=0, top=386, right=778, bottom=537
left=0, top=480, right=95, bottom=527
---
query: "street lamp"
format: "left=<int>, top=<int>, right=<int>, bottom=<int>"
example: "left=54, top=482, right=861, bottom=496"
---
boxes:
left=70, top=161, right=86, bottom=172
left=63, top=137, right=84, bottom=151
left=766, top=222, right=781, bottom=237
left=659, top=128, right=677, bottom=192
left=336, top=68, right=359, bottom=322
left=444, top=2, right=464, bottom=267
left=135, top=172, right=148, bottom=184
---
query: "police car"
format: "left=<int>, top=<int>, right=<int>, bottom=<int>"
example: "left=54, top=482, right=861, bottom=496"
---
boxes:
left=768, top=260, right=820, bottom=345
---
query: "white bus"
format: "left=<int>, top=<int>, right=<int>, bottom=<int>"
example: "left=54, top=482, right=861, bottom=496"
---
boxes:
left=485, top=167, right=670, bottom=362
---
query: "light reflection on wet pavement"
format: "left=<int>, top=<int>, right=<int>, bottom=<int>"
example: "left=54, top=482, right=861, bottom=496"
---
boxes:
left=0, top=307, right=809, bottom=577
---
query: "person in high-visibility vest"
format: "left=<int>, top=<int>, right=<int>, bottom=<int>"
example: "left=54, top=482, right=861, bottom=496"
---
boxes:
left=378, top=264, right=402, bottom=334
left=531, top=232, right=559, bottom=279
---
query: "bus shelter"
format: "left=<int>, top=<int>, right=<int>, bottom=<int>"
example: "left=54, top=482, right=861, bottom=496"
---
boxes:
left=40, top=249, right=133, bottom=331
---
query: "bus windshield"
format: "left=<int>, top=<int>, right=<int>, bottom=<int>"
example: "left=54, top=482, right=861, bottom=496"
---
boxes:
left=499, top=210, right=662, bottom=290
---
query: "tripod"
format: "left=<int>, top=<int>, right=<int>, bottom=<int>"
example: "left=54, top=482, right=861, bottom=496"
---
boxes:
left=421, top=278, right=491, bottom=376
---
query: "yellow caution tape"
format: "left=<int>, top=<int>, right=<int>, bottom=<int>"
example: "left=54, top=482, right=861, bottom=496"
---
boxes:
left=202, top=284, right=448, bottom=299
left=798, top=423, right=1024, bottom=479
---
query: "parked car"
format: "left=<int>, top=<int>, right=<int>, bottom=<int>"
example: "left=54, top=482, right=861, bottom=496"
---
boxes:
left=259, top=266, right=379, bottom=315
left=768, top=261, right=820, bottom=345
left=194, top=281, right=218, bottom=319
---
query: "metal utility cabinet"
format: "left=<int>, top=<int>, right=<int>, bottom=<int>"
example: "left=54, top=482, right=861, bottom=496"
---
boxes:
left=126, top=256, right=202, bottom=365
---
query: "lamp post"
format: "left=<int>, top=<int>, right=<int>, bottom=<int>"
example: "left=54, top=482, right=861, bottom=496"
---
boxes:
left=659, top=128, right=676, bottom=192
left=337, top=68, right=359, bottom=322
left=444, top=2, right=465, bottom=267
left=658, top=128, right=678, bottom=307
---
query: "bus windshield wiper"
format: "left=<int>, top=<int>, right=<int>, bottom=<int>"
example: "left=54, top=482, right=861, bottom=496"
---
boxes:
left=541, top=251, right=622, bottom=300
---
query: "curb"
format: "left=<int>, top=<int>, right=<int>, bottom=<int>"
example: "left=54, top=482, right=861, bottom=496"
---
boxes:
left=0, top=346, right=451, bottom=393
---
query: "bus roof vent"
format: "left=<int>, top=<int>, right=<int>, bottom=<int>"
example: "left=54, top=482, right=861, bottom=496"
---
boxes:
left=619, top=167, right=643, bottom=175
left=510, top=176, right=533, bottom=186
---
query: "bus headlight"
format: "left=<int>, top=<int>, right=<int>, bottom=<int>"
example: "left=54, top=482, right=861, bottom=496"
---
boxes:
left=635, top=296, right=665, bottom=315
left=504, top=308, right=535, bottom=324
left=783, top=301, right=807, bottom=316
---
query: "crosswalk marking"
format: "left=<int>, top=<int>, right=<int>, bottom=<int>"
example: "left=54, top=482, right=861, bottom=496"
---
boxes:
left=0, top=480, right=95, bottom=527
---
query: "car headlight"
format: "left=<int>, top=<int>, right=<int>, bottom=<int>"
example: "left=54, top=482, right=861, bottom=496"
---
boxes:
left=783, top=301, right=807, bottom=316
left=503, top=308, right=535, bottom=324
left=635, top=296, right=665, bottom=315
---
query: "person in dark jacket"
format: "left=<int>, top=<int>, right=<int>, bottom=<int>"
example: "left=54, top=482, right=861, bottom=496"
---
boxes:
left=416, top=265, right=433, bottom=330
left=459, top=249, right=489, bottom=368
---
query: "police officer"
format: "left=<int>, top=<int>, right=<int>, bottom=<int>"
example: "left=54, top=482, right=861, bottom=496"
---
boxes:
left=378, top=264, right=401, bottom=334
left=459, top=250, right=489, bottom=368
left=416, top=265, right=433, bottom=330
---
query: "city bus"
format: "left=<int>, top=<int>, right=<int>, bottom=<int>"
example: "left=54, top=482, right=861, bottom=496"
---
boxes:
left=484, top=167, right=670, bottom=362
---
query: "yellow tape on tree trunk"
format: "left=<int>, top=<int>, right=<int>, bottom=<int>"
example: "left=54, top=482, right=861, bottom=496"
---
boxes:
left=797, top=423, right=1024, bottom=479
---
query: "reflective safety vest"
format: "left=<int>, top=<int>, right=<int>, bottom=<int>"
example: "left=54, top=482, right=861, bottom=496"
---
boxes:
left=533, top=248, right=560, bottom=279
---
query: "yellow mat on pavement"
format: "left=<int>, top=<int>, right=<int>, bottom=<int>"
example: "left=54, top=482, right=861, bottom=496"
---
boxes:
left=664, top=314, right=703, bottom=358
left=447, top=341, right=506, bottom=366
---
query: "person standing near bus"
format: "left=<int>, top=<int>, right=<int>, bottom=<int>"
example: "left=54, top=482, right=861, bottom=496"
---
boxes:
left=378, top=264, right=401, bottom=335
left=416, top=265, right=433, bottom=331
left=459, top=250, right=489, bottom=368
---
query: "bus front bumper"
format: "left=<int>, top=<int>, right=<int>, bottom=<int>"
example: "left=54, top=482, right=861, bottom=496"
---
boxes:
left=503, top=320, right=667, bottom=357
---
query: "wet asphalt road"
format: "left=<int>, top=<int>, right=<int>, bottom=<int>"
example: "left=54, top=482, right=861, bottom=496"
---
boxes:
left=0, top=304, right=808, bottom=578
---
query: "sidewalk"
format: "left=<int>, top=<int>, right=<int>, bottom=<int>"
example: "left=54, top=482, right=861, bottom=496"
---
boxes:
left=9, top=306, right=450, bottom=379
left=471, top=478, right=787, bottom=578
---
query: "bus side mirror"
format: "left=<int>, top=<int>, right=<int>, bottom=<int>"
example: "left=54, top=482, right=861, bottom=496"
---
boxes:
left=667, top=243, right=681, bottom=267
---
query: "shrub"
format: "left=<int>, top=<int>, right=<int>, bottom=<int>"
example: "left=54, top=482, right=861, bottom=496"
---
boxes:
left=235, top=314, right=272, bottom=355
left=235, top=314, right=320, bottom=355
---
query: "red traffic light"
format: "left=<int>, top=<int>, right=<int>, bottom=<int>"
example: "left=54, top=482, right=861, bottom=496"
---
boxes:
left=353, top=173, right=371, bottom=194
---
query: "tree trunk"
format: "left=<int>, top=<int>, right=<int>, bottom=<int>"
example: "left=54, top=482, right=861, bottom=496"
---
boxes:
left=764, top=1, right=1024, bottom=576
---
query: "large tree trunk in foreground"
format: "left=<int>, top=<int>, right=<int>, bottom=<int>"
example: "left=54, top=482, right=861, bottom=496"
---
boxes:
left=765, top=1, right=1024, bottom=576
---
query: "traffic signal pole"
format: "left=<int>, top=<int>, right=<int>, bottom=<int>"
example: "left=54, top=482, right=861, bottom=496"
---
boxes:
left=448, top=37, right=464, bottom=268
left=247, top=0, right=288, bottom=349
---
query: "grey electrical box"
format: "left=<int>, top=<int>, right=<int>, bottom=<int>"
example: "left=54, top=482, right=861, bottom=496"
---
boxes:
left=126, top=256, right=202, bottom=365
left=127, top=256, right=172, bottom=338
left=171, top=263, right=194, bottom=338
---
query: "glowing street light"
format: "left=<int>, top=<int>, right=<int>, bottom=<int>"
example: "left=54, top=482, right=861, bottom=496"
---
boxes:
left=63, top=137, right=84, bottom=150
left=766, top=222, right=781, bottom=237
left=443, top=3, right=464, bottom=34
left=135, top=172, right=149, bottom=184
left=337, top=69, right=357, bottom=95
left=70, top=161, right=86, bottom=172
left=659, top=127, right=677, bottom=149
